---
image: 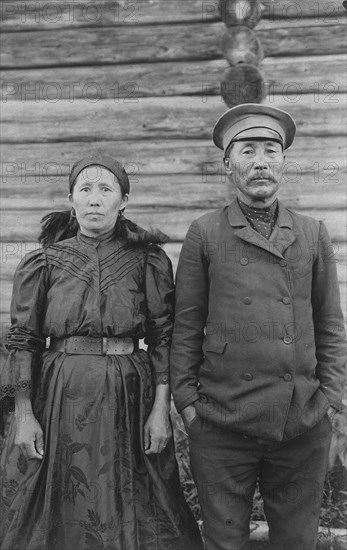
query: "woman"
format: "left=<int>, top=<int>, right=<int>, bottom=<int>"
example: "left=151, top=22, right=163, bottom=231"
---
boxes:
left=0, top=155, right=203, bottom=550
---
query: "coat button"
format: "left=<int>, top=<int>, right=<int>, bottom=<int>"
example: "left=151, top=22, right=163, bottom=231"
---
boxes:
left=240, top=257, right=249, bottom=265
left=243, top=297, right=252, bottom=305
left=282, top=297, right=291, bottom=305
left=283, top=335, right=293, bottom=344
left=244, top=372, right=253, bottom=381
left=279, top=260, right=287, bottom=267
left=283, top=373, right=292, bottom=382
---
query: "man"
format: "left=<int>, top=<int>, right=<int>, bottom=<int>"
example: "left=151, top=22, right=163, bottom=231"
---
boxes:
left=170, top=104, right=346, bottom=550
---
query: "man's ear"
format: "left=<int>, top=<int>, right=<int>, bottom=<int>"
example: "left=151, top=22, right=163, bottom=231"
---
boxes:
left=224, top=158, right=233, bottom=174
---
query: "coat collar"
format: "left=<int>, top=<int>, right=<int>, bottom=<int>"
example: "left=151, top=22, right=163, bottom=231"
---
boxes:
left=227, top=198, right=297, bottom=258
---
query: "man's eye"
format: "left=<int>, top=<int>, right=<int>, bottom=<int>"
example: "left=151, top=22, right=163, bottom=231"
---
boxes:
left=102, top=187, right=112, bottom=192
left=243, top=149, right=253, bottom=155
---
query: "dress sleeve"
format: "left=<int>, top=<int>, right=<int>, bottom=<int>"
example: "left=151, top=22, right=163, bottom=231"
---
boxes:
left=0, top=248, right=48, bottom=400
left=144, top=246, right=175, bottom=385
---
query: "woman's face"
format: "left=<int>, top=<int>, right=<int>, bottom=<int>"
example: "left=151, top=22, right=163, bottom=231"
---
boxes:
left=69, top=166, right=128, bottom=237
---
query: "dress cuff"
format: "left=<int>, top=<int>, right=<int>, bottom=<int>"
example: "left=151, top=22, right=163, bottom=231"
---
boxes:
left=0, top=349, right=34, bottom=400
left=154, top=372, right=170, bottom=385
left=0, top=379, right=32, bottom=400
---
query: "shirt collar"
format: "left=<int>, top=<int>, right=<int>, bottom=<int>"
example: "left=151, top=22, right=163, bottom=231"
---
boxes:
left=77, top=227, right=115, bottom=246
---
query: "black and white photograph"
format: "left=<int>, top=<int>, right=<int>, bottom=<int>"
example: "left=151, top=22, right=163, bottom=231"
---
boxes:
left=0, top=1, right=346, bottom=549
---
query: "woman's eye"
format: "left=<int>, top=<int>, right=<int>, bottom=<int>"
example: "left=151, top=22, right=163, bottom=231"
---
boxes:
left=102, top=187, right=111, bottom=192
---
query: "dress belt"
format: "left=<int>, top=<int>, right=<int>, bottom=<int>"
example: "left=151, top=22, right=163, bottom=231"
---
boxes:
left=49, top=336, right=136, bottom=355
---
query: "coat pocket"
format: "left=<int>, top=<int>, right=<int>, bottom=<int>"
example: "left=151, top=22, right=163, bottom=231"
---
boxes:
left=203, top=340, right=227, bottom=355
left=200, top=340, right=227, bottom=376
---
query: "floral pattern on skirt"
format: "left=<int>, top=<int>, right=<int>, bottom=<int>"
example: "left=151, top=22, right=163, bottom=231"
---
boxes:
left=0, top=350, right=203, bottom=550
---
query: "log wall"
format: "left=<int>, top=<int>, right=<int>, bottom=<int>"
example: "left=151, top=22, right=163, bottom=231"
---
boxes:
left=1, top=0, right=346, bottom=334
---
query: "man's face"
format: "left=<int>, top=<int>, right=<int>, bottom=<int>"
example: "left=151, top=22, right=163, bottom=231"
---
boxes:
left=224, top=140, right=285, bottom=205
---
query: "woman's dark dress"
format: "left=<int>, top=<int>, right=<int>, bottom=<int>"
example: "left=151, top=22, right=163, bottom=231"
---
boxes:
left=0, top=230, right=203, bottom=550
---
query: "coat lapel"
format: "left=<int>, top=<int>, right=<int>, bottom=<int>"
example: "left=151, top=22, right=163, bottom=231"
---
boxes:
left=269, top=202, right=297, bottom=255
left=227, top=199, right=297, bottom=259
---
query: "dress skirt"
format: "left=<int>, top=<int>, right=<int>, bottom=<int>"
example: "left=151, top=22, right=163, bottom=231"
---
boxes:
left=0, top=349, right=203, bottom=550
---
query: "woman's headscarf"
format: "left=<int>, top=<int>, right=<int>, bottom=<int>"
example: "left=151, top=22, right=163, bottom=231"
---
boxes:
left=69, top=154, right=130, bottom=195
left=38, top=155, right=167, bottom=246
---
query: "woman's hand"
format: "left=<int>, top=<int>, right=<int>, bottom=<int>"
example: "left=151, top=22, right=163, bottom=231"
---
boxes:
left=144, top=383, right=172, bottom=455
left=15, top=396, right=44, bottom=460
left=144, top=406, right=172, bottom=455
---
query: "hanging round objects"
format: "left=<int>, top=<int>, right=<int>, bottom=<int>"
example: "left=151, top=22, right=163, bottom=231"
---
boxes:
left=219, top=0, right=263, bottom=29
left=221, top=26, right=264, bottom=66
left=221, top=64, right=266, bottom=107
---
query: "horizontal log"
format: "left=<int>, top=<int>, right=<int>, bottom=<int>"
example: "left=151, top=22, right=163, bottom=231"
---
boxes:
left=262, top=55, right=347, bottom=95
left=0, top=207, right=346, bottom=242
left=0, top=175, right=229, bottom=209
left=1, top=136, right=345, bottom=176
left=0, top=0, right=344, bottom=30
left=1, top=21, right=346, bottom=68
left=1, top=174, right=346, bottom=210
left=1, top=95, right=346, bottom=144
left=1, top=55, right=346, bottom=102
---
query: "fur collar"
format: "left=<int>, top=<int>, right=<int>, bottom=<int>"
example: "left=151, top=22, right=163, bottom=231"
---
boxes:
left=39, top=210, right=169, bottom=247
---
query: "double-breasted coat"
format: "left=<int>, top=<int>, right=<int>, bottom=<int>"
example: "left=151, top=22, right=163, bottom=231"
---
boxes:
left=170, top=199, right=346, bottom=441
